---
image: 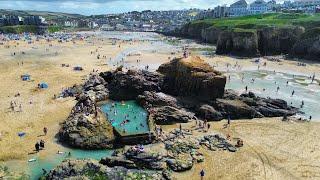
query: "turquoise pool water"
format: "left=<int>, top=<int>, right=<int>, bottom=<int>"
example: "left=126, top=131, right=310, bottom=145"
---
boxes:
left=226, top=70, right=320, bottom=120
left=101, top=100, right=150, bottom=136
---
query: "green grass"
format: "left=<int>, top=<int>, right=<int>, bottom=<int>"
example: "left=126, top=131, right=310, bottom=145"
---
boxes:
left=48, top=26, right=63, bottom=33
left=0, top=25, right=37, bottom=33
left=191, top=13, right=320, bottom=30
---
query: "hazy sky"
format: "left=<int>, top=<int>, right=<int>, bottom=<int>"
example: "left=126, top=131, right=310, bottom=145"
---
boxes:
left=0, top=0, right=254, bottom=15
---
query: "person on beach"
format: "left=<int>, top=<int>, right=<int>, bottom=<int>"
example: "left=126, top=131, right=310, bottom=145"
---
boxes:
left=228, top=115, right=231, bottom=126
left=277, top=86, right=280, bottom=93
left=245, top=86, right=248, bottom=92
left=301, top=101, right=304, bottom=108
left=43, top=127, right=48, bottom=136
left=40, top=140, right=45, bottom=149
left=291, top=90, right=295, bottom=97
left=309, top=116, right=312, bottom=121
left=200, top=169, right=205, bottom=180
left=35, top=142, right=40, bottom=152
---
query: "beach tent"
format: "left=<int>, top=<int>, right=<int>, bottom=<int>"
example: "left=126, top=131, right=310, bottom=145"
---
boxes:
left=73, top=65, right=83, bottom=71
left=21, top=74, right=31, bottom=81
left=39, top=82, right=49, bottom=89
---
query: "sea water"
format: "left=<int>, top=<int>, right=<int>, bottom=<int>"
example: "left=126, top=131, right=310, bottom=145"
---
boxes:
left=26, top=148, right=113, bottom=180
left=226, top=70, right=320, bottom=120
left=101, top=100, right=150, bottom=135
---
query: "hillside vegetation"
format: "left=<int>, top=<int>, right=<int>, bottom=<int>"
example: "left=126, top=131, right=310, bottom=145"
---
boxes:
left=192, top=13, right=320, bottom=30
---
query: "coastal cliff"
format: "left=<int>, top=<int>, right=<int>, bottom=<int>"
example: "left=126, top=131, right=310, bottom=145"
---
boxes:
left=174, top=13, right=320, bottom=60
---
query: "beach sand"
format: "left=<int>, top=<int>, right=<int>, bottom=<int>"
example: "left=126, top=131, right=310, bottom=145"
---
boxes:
left=0, top=33, right=320, bottom=179
left=164, top=119, right=320, bottom=179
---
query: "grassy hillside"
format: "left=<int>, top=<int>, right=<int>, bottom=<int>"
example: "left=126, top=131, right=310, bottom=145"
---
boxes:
left=192, top=13, right=320, bottom=30
left=0, top=9, right=84, bottom=21
left=0, top=25, right=38, bottom=33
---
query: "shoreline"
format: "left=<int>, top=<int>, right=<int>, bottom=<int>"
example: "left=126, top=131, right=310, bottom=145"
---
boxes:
left=1, top=31, right=320, bottom=179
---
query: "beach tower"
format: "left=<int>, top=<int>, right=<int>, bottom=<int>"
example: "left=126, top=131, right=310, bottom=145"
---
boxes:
left=73, top=65, right=83, bottom=71
left=38, top=82, right=49, bottom=89
left=21, top=74, right=31, bottom=81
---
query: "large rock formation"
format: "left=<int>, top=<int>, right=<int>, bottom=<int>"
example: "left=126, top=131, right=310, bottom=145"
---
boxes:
left=290, top=28, right=320, bottom=61
left=101, top=70, right=163, bottom=100
left=216, top=30, right=260, bottom=57
left=158, top=56, right=226, bottom=101
left=258, top=26, right=305, bottom=56
left=59, top=94, right=115, bottom=149
left=174, top=22, right=320, bottom=60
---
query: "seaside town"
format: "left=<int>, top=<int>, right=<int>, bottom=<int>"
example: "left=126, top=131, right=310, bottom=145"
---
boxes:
left=0, top=0, right=320, bottom=180
left=1, top=0, right=320, bottom=33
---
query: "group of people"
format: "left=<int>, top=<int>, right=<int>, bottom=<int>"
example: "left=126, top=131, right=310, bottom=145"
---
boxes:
left=9, top=100, right=22, bottom=112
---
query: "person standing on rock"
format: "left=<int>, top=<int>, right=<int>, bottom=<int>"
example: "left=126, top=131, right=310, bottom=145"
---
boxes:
left=200, top=169, right=205, bottom=180
left=245, top=86, right=248, bottom=92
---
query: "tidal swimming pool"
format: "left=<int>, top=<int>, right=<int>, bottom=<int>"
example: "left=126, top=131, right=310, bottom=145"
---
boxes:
left=22, top=100, right=149, bottom=179
left=101, top=100, right=150, bottom=136
left=226, top=70, right=320, bottom=120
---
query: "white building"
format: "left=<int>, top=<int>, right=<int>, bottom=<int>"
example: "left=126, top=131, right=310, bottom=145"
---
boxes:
left=293, top=0, right=320, bottom=7
left=250, top=0, right=268, bottom=14
left=230, top=0, right=249, bottom=16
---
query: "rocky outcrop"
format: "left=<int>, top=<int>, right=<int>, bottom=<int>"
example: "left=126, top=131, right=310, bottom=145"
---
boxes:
left=45, top=159, right=166, bottom=180
left=290, top=28, right=320, bottom=61
left=258, top=26, right=305, bottom=56
left=101, top=70, right=163, bottom=100
left=59, top=95, right=115, bottom=149
left=158, top=56, right=226, bottom=100
left=216, top=30, right=260, bottom=57
left=175, top=22, right=318, bottom=59
left=137, top=91, right=179, bottom=108
left=197, top=104, right=223, bottom=121
left=151, top=106, right=197, bottom=125
left=201, top=26, right=222, bottom=44
left=214, top=91, right=298, bottom=119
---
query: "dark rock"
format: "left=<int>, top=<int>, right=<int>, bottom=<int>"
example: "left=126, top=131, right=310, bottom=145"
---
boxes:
left=215, top=99, right=262, bottom=119
left=151, top=106, right=196, bottom=125
left=137, top=91, right=179, bottom=108
left=100, top=156, right=137, bottom=169
left=102, top=70, right=164, bottom=100
left=197, top=104, right=223, bottom=121
left=166, top=154, right=193, bottom=172
left=158, top=56, right=226, bottom=101
left=45, top=159, right=165, bottom=180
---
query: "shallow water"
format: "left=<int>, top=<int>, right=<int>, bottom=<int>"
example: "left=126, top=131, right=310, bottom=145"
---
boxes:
left=101, top=100, right=149, bottom=135
left=226, top=70, right=320, bottom=120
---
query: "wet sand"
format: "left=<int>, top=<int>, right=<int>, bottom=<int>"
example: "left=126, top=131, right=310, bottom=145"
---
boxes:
left=0, top=32, right=320, bottom=179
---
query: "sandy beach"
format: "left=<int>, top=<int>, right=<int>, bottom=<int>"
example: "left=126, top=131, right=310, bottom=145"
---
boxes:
left=0, top=32, right=320, bottom=179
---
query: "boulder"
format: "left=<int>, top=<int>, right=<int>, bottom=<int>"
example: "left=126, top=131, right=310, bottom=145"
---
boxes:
left=100, top=156, right=137, bottom=169
left=137, top=91, right=179, bottom=108
left=215, top=99, right=261, bottom=119
left=197, top=104, right=223, bottom=121
left=158, top=56, right=226, bottom=101
left=166, top=154, right=193, bottom=172
left=151, top=106, right=196, bottom=125
left=59, top=112, right=115, bottom=149
left=101, top=70, right=164, bottom=100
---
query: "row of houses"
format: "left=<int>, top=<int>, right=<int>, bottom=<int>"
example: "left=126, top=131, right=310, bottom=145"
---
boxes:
left=197, top=0, right=320, bottom=19
left=229, top=0, right=277, bottom=16
left=0, top=15, right=45, bottom=26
